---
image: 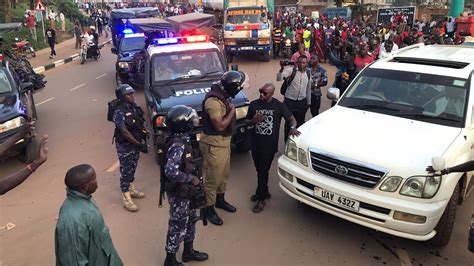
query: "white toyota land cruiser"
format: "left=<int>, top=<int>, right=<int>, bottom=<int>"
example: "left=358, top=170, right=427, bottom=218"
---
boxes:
left=278, top=44, right=473, bottom=246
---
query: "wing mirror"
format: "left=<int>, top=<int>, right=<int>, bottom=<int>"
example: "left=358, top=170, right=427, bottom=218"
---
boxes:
left=327, top=87, right=340, bottom=101
left=111, top=47, right=118, bottom=54
left=431, top=157, right=446, bottom=171
left=20, top=82, right=34, bottom=92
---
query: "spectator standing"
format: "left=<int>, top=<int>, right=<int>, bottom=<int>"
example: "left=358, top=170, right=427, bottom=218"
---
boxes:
left=26, top=11, right=37, bottom=41
left=74, top=22, right=82, bottom=50
left=246, top=83, right=300, bottom=213
left=290, top=44, right=310, bottom=63
left=307, top=54, right=328, bottom=117
left=55, top=164, right=123, bottom=266
left=272, top=23, right=282, bottom=59
left=277, top=55, right=311, bottom=141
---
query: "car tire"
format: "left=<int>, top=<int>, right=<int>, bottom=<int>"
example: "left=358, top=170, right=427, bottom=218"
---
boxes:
left=429, top=182, right=459, bottom=247
left=226, top=52, right=233, bottom=63
left=234, top=135, right=251, bottom=153
left=261, top=50, right=271, bottom=62
left=19, top=137, right=40, bottom=164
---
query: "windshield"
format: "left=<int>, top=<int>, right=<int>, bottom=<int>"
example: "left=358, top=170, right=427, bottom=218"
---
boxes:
left=339, top=68, right=469, bottom=127
left=226, top=9, right=266, bottom=24
left=152, top=50, right=225, bottom=83
left=0, top=69, right=12, bottom=94
left=119, top=36, right=145, bottom=52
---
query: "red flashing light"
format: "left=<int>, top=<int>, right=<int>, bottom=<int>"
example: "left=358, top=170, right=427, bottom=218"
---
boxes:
left=185, top=35, right=208, bottom=43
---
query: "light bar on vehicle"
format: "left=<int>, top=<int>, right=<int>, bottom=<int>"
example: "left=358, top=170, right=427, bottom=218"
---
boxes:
left=152, top=35, right=209, bottom=46
left=124, top=33, right=144, bottom=38
left=122, top=28, right=134, bottom=35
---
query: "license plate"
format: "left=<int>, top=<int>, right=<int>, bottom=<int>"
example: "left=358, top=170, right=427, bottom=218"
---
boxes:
left=314, top=186, right=360, bottom=212
left=241, top=46, right=253, bottom=50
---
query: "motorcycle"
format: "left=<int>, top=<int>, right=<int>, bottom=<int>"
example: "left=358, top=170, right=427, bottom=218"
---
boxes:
left=280, top=33, right=292, bottom=59
left=11, top=37, right=36, bottom=58
left=80, top=35, right=101, bottom=64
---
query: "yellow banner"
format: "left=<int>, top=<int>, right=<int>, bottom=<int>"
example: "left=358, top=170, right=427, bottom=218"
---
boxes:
left=227, top=9, right=262, bottom=15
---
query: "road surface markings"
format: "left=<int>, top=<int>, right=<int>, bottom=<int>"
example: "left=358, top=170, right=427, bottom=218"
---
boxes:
left=106, top=160, right=120, bottom=172
left=396, top=248, right=412, bottom=266
left=96, top=73, right=107, bottom=79
left=70, top=83, right=85, bottom=91
left=35, top=97, right=55, bottom=107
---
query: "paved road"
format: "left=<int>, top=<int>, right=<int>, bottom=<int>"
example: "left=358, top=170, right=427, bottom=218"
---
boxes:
left=0, top=47, right=473, bottom=266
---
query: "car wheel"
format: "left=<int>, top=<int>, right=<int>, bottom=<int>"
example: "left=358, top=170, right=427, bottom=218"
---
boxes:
left=261, top=50, right=271, bottom=62
left=429, top=182, right=459, bottom=246
left=226, top=52, right=233, bottom=63
left=234, top=135, right=251, bottom=153
left=19, top=137, right=40, bottom=163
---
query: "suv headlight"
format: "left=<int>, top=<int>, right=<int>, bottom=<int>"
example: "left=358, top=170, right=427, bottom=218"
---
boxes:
left=0, top=117, right=24, bottom=133
left=118, top=62, right=130, bottom=69
left=284, top=139, right=297, bottom=161
left=235, top=106, right=248, bottom=120
left=400, top=175, right=441, bottom=198
left=379, top=176, right=403, bottom=192
left=298, top=148, right=308, bottom=166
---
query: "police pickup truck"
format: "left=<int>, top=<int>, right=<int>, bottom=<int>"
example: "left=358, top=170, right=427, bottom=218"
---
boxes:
left=111, top=32, right=145, bottom=86
left=134, top=34, right=251, bottom=161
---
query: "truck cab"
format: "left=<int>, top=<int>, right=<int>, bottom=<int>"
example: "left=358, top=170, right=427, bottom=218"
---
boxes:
left=140, top=35, right=251, bottom=162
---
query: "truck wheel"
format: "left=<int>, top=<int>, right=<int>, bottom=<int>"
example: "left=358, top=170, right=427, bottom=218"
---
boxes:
left=429, top=183, right=459, bottom=246
left=261, top=50, right=271, bottom=62
left=226, top=52, right=233, bottom=63
left=235, top=135, right=251, bottom=153
left=19, top=137, right=40, bottom=163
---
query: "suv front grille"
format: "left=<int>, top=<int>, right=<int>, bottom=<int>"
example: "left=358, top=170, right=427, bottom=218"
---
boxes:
left=310, top=150, right=387, bottom=188
left=236, top=39, right=257, bottom=46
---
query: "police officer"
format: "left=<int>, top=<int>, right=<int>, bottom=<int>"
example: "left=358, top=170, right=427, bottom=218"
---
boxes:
left=113, top=84, right=148, bottom=212
left=163, top=105, right=208, bottom=266
left=200, top=71, right=249, bottom=225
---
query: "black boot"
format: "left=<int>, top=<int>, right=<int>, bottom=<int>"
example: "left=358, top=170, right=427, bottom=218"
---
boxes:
left=205, top=205, right=223, bottom=225
left=215, top=193, right=237, bottom=213
left=182, top=241, right=209, bottom=262
left=164, top=252, right=184, bottom=266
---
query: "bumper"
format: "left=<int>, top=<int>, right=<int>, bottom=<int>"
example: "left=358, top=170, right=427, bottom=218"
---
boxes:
left=0, top=127, right=28, bottom=160
left=225, top=45, right=271, bottom=53
left=278, top=155, right=447, bottom=241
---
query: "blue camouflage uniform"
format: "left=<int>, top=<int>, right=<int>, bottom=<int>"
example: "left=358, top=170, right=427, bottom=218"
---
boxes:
left=164, top=140, right=196, bottom=254
left=113, top=105, right=141, bottom=193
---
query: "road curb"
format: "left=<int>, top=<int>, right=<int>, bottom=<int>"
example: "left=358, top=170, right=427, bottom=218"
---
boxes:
left=33, top=39, right=111, bottom=74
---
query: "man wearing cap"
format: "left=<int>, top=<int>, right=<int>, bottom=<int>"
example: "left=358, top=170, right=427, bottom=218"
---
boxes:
left=113, top=84, right=148, bottom=212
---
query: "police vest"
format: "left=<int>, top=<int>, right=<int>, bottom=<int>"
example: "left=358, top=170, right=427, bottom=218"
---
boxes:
left=114, top=103, right=146, bottom=145
left=164, top=136, right=196, bottom=198
left=201, top=86, right=236, bottom=137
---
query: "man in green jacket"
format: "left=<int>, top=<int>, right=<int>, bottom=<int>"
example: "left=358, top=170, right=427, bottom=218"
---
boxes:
left=55, top=164, right=123, bottom=266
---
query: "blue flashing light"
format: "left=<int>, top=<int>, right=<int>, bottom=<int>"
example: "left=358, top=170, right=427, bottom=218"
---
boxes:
left=123, top=28, right=134, bottom=35
left=124, top=33, right=145, bottom=38
left=154, top=38, right=178, bottom=45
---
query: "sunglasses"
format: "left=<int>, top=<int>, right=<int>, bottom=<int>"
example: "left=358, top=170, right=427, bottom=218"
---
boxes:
left=259, top=89, right=268, bottom=96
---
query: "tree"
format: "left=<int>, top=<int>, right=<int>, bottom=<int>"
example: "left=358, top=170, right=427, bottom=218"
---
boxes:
left=4, top=0, right=12, bottom=23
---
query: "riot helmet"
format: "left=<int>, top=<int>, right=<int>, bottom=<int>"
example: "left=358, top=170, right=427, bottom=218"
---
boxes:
left=165, top=105, right=199, bottom=134
left=220, top=70, right=249, bottom=98
left=115, top=84, right=135, bottom=100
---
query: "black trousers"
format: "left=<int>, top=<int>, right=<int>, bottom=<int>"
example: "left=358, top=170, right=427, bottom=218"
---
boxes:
left=310, top=94, right=321, bottom=117
left=283, top=98, right=308, bottom=142
left=251, top=150, right=275, bottom=201
left=48, top=41, right=56, bottom=56
left=273, top=42, right=281, bottom=58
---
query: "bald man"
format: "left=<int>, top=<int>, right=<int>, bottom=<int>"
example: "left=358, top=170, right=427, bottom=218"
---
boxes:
left=55, top=164, right=123, bottom=266
left=246, top=83, right=300, bottom=213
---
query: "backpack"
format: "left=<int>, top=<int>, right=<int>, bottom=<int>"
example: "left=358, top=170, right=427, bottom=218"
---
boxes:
left=280, top=67, right=311, bottom=95
left=107, top=99, right=122, bottom=122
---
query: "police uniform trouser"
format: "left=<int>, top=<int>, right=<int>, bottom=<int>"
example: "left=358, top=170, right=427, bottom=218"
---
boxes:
left=199, top=142, right=230, bottom=206
left=166, top=194, right=196, bottom=253
left=116, top=143, right=140, bottom=193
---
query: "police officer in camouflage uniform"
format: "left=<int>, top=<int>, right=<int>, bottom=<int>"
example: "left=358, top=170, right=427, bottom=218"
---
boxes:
left=113, top=84, right=148, bottom=212
left=163, top=105, right=208, bottom=266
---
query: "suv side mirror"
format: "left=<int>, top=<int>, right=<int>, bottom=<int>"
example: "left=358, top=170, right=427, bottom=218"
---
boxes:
left=327, top=87, right=340, bottom=101
left=20, top=82, right=34, bottom=92
left=111, top=47, right=117, bottom=54
left=431, top=157, right=446, bottom=171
